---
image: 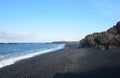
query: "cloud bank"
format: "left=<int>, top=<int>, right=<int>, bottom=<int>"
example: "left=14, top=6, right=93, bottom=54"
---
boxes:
left=0, top=29, right=37, bottom=42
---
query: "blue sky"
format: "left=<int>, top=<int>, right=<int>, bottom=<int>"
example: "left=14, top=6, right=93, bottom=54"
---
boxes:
left=0, top=0, right=120, bottom=42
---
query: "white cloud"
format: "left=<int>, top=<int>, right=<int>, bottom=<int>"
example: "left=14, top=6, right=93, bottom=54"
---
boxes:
left=0, top=29, right=82, bottom=43
left=0, top=29, right=38, bottom=42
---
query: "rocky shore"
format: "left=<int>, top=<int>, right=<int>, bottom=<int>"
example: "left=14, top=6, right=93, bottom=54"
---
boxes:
left=0, top=21, right=120, bottom=78
left=79, top=21, right=120, bottom=50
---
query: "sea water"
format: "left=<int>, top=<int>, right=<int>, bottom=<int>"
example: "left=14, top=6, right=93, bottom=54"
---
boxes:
left=0, top=43, right=65, bottom=68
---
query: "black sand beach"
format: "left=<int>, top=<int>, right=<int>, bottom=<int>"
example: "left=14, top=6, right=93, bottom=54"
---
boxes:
left=0, top=43, right=120, bottom=78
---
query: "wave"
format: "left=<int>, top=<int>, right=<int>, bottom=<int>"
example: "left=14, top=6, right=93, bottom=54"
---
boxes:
left=0, top=44, right=65, bottom=68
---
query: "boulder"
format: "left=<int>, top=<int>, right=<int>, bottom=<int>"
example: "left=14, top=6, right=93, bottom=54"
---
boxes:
left=116, top=21, right=120, bottom=34
left=79, top=21, right=120, bottom=50
left=107, top=26, right=117, bottom=35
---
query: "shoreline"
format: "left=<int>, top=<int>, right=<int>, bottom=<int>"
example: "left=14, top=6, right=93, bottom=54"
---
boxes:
left=0, top=44, right=65, bottom=69
left=0, top=43, right=120, bottom=78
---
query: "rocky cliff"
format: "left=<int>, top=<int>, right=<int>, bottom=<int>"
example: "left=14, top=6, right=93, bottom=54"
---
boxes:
left=79, top=21, right=120, bottom=50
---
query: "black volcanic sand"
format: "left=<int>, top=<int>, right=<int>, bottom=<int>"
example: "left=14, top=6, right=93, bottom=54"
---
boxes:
left=0, top=43, right=120, bottom=78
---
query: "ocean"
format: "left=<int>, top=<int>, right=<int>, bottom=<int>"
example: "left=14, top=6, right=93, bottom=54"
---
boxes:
left=0, top=43, right=65, bottom=68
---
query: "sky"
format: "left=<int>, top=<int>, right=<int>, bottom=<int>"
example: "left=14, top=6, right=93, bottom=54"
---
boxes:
left=0, top=0, right=120, bottom=42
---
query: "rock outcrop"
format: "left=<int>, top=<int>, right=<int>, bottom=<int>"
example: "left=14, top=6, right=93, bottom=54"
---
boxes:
left=79, top=21, right=120, bottom=50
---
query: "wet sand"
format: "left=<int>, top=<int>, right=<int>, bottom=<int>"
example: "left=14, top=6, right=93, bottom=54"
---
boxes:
left=0, top=43, right=120, bottom=78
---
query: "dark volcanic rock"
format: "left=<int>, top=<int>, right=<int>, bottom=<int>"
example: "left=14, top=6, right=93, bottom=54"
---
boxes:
left=107, top=26, right=118, bottom=35
left=116, top=21, right=120, bottom=34
left=79, top=21, right=120, bottom=49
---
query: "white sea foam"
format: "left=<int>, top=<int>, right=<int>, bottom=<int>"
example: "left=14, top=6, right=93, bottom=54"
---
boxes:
left=0, top=44, right=65, bottom=68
